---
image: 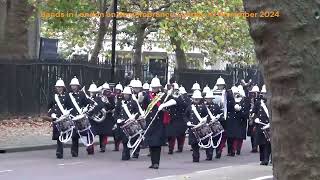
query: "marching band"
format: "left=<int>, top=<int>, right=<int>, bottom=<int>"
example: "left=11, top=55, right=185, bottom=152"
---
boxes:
left=48, top=75, right=272, bottom=168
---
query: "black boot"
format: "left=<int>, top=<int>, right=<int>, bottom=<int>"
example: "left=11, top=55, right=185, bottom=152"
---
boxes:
left=56, top=154, right=63, bottom=159
left=168, top=149, right=173, bottom=154
left=206, top=157, right=212, bottom=161
left=236, top=150, right=241, bottom=155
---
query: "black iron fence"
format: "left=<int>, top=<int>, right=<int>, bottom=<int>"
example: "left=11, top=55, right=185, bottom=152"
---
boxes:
left=174, top=64, right=264, bottom=92
left=0, top=60, right=126, bottom=116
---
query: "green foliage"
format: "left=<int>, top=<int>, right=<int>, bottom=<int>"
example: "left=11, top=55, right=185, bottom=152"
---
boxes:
left=158, top=0, right=256, bottom=66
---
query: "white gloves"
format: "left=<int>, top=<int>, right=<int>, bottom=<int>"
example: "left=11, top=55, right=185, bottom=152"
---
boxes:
left=138, top=92, right=144, bottom=103
left=82, top=105, right=89, bottom=113
left=158, top=104, right=165, bottom=111
left=51, top=113, right=57, bottom=119
left=112, top=124, right=117, bottom=130
left=234, top=104, right=242, bottom=111
left=117, top=119, right=124, bottom=124
left=262, top=123, right=270, bottom=130
left=187, top=121, right=192, bottom=127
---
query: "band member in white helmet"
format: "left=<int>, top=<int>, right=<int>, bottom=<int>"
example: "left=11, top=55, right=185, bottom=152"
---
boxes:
left=141, top=76, right=177, bottom=169
left=184, top=90, right=210, bottom=162
left=112, top=82, right=124, bottom=151
left=86, top=82, right=115, bottom=154
left=166, top=83, right=188, bottom=154
left=99, top=82, right=116, bottom=152
left=66, top=76, right=90, bottom=157
left=247, top=85, right=260, bottom=153
left=213, top=76, right=228, bottom=158
left=204, top=90, right=224, bottom=160
left=48, top=78, right=70, bottom=159
left=252, top=85, right=271, bottom=165
left=191, top=82, right=201, bottom=93
left=114, top=86, right=142, bottom=160
left=225, top=86, right=249, bottom=156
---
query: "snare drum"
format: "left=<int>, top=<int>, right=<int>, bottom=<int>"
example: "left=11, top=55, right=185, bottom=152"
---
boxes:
left=137, top=117, right=146, bottom=130
left=121, top=119, right=144, bottom=138
left=191, top=122, right=213, bottom=142
left=208, top=121, right=224, bottom=137
left=72, top=114, right=91, bottom=132
left=54, top=115, right=74, bottom=133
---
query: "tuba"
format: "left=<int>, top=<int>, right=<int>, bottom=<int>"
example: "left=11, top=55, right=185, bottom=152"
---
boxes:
left=82, top=88, right=107, bottom=123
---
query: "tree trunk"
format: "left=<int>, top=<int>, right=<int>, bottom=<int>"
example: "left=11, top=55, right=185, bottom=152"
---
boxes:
left=132, top=22, right=147, bottom=79
left=242, top=1, right=320, bottom=180
left=90, top=0, right=114, bottom=63
left=0, top=0, right=34, bottom=60
left=170, top=36, right=187, bottom=70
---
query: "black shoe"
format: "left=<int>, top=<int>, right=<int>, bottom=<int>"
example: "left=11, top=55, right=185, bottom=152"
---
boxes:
left=236, top=150, right=241, bottom=155
left=227, top=153, right=235, bottom=157
left=215, top=152, right=221, bottom=159
left=149, top=164, right=159, bottom=169
left=206, top=157, right=212, bottom=161
left=100, top=148, right=106, bottom=153
left=71, top=153, right=78, bottom=157
left=132, top=154, right=139, bottom=159
left=168, top=150, right=173, bottom=154
left=251, top=149, right=258, bottom=153
left=176, top=149, right=183, bottom=153
left=260, top=161, right=268, bottom=166
left=56, top=154, right=63, bottom=159
left=122, top=157, right=130, bottom=161
left=112, top=149, right=119, bottom=152
left=193, top=159, right=200, bottom=162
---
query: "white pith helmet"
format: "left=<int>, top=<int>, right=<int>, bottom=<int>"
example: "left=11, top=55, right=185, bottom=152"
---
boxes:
left=216, top=76, right=226, bottom=85
left=191, top=82, right=201, bottom=90
left=202, top=85, right=210, bottom=94
left=122, top=86, right=132, bottom=95
left=70, top=76, right=80, bottom=86
left=150, top=76, right=162, bottom=88
left=143, top=82, right=150, bottom=90
left=250, top=85, right=260, bottom=93
left=192, top=90, right=203, bottom=99
left=179, top=86, right=187, bottom=94
left=115, top=82, right=123, bottom=91
left=55, top=78, right=65, bottom=87
left=261, top=84, right=267, bottom=93
left=205, top=90, right=214, bottom=99
left=88, top=83, right=98, bottom=92
left=132, top=78, right=142, bottom=88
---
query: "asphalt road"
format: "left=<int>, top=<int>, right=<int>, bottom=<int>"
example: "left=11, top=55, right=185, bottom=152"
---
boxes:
left=0, top=139, right=272, bottom=180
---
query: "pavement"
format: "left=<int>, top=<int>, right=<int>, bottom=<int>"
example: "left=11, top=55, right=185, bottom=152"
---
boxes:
left=0, top=139, right=273, bottom=180
left=0, top=135, right=113, bottom=153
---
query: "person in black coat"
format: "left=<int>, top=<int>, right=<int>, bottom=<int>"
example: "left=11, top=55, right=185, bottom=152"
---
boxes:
left=48, top=78, right=71, bottom=159
left=184, top=90, right=211, bottom=162
left=114, top=86, right=142, bottom=160
left=225, top=86, right=249, bottom=156
left=247, top=85, right=260, bottom=153
left=142, top=76, right=177, bottom=169
left=86, top=83, right=116, bottom=154
left=65, top=76, right=90, bottom=157
left=204, top=91, right=224, bottom=160
left=166, top=84, right=188, bottom=154
left=252, top=85, right=271, bottom=165
left=112, top=83, right=124, bottom=151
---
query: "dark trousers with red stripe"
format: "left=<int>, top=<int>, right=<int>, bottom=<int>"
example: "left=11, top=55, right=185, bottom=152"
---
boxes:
left=216, top=131, right=227, bottom=154
left=86, top=135, right=108, bottom=154
left=168, top=135, right=186, bottom=152
left=226, top=137, right=243, bottom=155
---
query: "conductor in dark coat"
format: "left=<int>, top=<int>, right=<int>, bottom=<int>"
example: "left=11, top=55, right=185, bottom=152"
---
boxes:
left=141, top=76, right=177, bottom=169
